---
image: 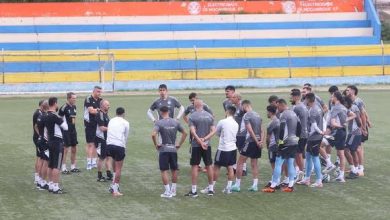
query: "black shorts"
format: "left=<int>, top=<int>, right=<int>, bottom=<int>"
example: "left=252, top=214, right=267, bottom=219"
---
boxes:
left=297, top=138, right=307, bottom=154
left=107, top=145, right=125, bottom=161
left=38, top=139, right=49, bottom=161
left=346, top=134, right=361, bottom=152
left=268, top=145, right=278, bottom=164
left=159, top=152, right=178, bottom=171
left=190, top=146, right=212, bottom=166
left=63, top=130, right=78, bottom=147
left=240, top=142, right=262, bottom=159
left=329, top=129, right=347, bottom=150
left=48, top=140, right=64, bottom=170
left=33, top=138, right=40, bottom=157
left=362, top=128, right=369, bottom=143
left=306, top=138, right=322, bottom=156
left=95, top=137, right=107, bottom=160
left=236, top=136, right=246, bottom=151
left=214, top=149, right=237, bottom=167
left=277, top=144, right=297, bottom=159
left=84, top=123, right=96, bottom=143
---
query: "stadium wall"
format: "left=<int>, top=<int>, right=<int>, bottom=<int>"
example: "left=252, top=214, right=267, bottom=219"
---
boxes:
left=0, top=0, right=388, bottom=93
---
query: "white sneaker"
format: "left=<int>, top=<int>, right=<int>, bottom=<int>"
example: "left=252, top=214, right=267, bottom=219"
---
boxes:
left=282, top=177, right=289, bottom=185
left=334, top=175, right=346, bottom=183
left=310, top=182, right=323, bottom=188
left=200, top=186, right=209, bottom=194
left=295, top=171, right=305, bottom=183
left=92, top=163, right=97, bottom=168
left=222, top=187, right=232, bottom=194
left=170, top=189, right=176, bottom=197
left=323, top=164, right=336, bottom=174
left=160, top=192, right=172, bottom=198
left=86, top=163, right=92, bottom=170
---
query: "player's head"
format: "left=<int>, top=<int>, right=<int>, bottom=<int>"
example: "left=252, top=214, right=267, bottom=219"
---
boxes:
left=41, top=100, right=49, bottom=112
left=225, top=85, right=235, bottom=98
left=328, top=85, right=339, bottom=95
left=38, top=99, right=44, bottom=107
left=226, top=105, right=236, bottom=117
left=100, top=99, right=110, bottom=112
left=331, top=91, right=343, bottom=104
left=346, top=85, right=358, bottom=97
left=305, top=93, right=316, bottom=106
left=302, top=84, right=312, bottom=96
left=268, top=95, right=279, bottom=106
left=241, top=99, right=252, bottom=113
left=193, top=98, right=203, bottom=110
left=93, top=86, right=102, bottom=99
left=116, top=107, right=125, bottom=117
left=159, top=105, right=169, bottom=118
left=229, top=92, right=241, bottom=105
left=48, top=97, right=58, bottom=110
left=290, top=88, right=301, bottom=105
left=343, top=96, right=353, bottom=109
left=276, top=98, right=287, bottom=112
left=266, top=104, right=277, bottom=119
left=189, top=92, right=197, bottom=104
left=67, top=92, right=76, bottom=105
left=158, top=84, right=168, bottom=98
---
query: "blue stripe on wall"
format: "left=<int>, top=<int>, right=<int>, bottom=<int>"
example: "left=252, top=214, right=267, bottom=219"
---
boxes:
left=0, top=37, right=380, bottom=51
left=3, top=56, right=390, bottom=72
left=0, top=20, right=371, bottom=33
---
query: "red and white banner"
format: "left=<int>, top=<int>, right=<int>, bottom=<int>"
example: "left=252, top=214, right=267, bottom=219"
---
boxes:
left=0, top=1, right=364, bottom=17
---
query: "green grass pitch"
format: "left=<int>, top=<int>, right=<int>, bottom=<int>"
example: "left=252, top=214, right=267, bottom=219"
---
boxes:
left=0, top=89, right=389, bottom=220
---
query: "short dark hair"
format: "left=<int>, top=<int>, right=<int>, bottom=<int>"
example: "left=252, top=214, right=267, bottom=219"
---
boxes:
left=304, top=83, right=312, bottom=88
left=290, top=88, right=301, bottom=97
left=225, top=85, right=235, bottom=92
left=226, top=105, right=236, bottom=116
left=347, top=85, right=358, bottom=95
left=159, top=106, right=169, bottom=113
left=333, top=91, right=344, bottom=102
left=277, top=98, right=287, bottom=105
left=343, top=96, right=353, bottom=109
left=328, top=85, right=339, bottom=94
left=48, top=97, right=57, bottom=107
left=116, top=107, right=125, bottom=115
left=241, top=100, right=251, bottom=106
left=306, top=93, right=316, bottom=103
left=268, top=95, right=278, bottom=104
left=94, top=85, right=102, bottom=90
left=266, top=105, right=277, bottom=114
left=38, top=99, right=44, bottom=107
left=189, top=92, right=197, bottom=100
left=159, top=84, right=167, bottom=90
left=67, top=92, right=75, bottom=99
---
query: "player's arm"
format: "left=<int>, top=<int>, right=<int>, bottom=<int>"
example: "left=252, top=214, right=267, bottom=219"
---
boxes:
left=203, top=125, right=216, bottom=142
left=147, top=108, right=157, bottom=122
left=246, top=122, right=261, bottom=148
left=346, top=110, right=356, bottom=122
left=151, top=128, right=159, bottom=150
left=215, top=121, right=222, bottom=137
left=34, top=122, right=40, bottom=136
left=176, top=127, right=187, bottom=149
left=190, top=125, right=203, bottom=145
left=176, top=105, right=185, bottom=120
left=97, top=112, right=108, bottom=132
left=56, top=115, right=68, bottom=131
left=321, top=103, right=329, bottom=113
left=278, top=119, right=286, bottom=144
left=124, top=122, right=130, bottom=144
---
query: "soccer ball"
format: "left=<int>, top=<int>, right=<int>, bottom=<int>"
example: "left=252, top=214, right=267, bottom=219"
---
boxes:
left=322, top=174, right=330, bottom=183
